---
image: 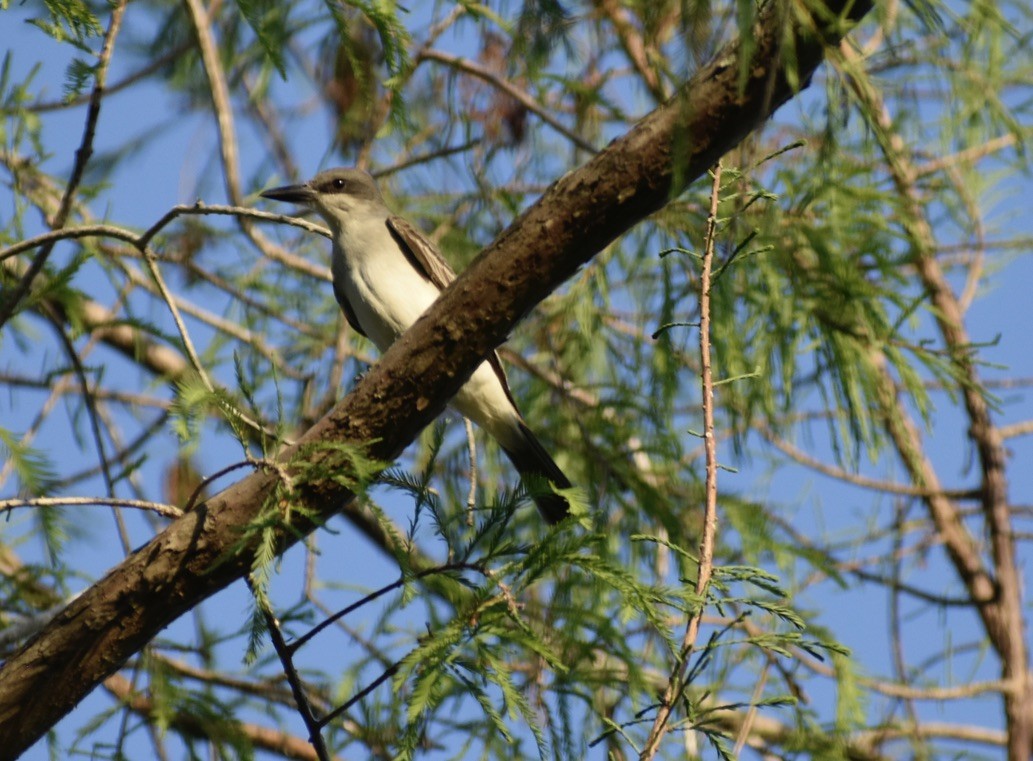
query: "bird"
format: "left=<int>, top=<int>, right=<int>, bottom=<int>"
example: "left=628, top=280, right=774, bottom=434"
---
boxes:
left=261, top=168, right=571, bottom=524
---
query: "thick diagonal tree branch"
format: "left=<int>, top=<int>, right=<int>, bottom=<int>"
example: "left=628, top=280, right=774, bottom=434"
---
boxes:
left=0, top=0, right=873, bottom=754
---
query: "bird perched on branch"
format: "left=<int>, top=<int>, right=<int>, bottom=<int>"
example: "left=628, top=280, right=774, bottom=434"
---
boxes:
left=261, top=168, right=571, bottom=523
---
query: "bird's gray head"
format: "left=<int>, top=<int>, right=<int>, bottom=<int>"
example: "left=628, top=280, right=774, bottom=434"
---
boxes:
left=261, top=168, right=386, bottom=231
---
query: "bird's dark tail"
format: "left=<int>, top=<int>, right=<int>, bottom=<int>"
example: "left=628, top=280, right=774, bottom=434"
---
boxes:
left=501, top=422, right=571, bottom=524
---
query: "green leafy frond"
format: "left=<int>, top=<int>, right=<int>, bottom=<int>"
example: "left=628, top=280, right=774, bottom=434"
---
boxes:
left=291, top=438, right=387, bottom=497
left=325, top=0, right=412, bottom=133
left=62, top=57, right=97, bottom=102
left=168, top=373, right=213, bottom=449
left=25, top=0, right=102, bottom=50
left=0, top=428, right=56, bottom=497
left=233, top=0, right=290, bottom=76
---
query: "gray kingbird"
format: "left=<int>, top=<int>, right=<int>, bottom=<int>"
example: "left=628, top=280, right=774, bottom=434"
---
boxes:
left=261, top=168, right=571, bottom=523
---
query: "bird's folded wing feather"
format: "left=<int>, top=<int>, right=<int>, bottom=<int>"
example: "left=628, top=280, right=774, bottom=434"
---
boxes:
left=386, top=215, right=457, bottom=291
left=385, top=215, right=521, bottom=413
left=332, top=279, right=368, bottom=338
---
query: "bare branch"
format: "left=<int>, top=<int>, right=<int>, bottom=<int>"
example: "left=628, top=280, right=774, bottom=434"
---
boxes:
left=0, top=497, right=181, bottom=520
left=102, top=673, right=335, bottom=761
left=641, top=160, right=723, bottom=760
left=419, top=48, right=598, bottom=154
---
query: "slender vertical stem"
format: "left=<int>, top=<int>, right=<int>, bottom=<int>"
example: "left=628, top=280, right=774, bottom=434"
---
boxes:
left=640, top=160, right=723, bottom=759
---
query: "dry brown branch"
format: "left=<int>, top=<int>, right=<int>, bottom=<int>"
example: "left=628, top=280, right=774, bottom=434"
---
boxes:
left=760, top=424, right=981, bottom=499
left=837, top=40, right=1031, bottom=759
left=999, top=419, right=1033, bottom=440
left=0, top=497, right=181, bottom=519
left=102, top=673, right=335, bottom=761
left=593, top=0, right=667, bottom=101
left=914, top=133, right=1017, bottom=179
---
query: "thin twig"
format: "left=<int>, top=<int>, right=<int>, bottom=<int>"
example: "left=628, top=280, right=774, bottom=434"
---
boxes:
left=0, top=496, right=181, bottom=519
left=184, top=0, right=243, bottom=206
left=732, top=662, right=770, bottom=756
left=760, top=424, right=980, bottom=499
left=182, top=0, right=309, bottom=279
left=0, top=0, right=127, bottom=328
left=913, top=133, right=1016, bottom=179
left=0, top=224, right=141, bottom=262
left=290, top=562, right=483, bottom=654
left=419, top=49, right=597, bottom=154
left=887, top=500, right=924, bottom=749
left=25, top=42, right=192, bottom=114
left=138, top=245, right=215, bottom=390
left=1, top=206, right=330, bottom=281
left=318, top=658, right=402, bottom=729
left=640, top=160, right=723, bottom=759
left=40, top=308, right=132, bottom=555
left=376, top=139, right=481, bottom=179
left=464, top=418, right=478, bottom=525
left=248, top=579, right=332, bottom=761
left=102, top=672, right=330, bottom=761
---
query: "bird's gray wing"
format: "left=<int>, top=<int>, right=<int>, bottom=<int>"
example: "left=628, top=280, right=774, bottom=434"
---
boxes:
left=332, top=279, right=368, bottom=338
left=385, top=215, right=520, bottom=412
left=386, top=215, right=457, bottom=292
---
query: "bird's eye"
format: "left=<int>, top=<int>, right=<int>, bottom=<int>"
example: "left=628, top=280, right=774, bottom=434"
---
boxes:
left=332, top=178, right=346, bottom=190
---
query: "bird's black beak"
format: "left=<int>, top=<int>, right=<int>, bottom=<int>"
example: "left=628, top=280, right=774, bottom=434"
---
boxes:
left=260, top=183, right=315, bottom=204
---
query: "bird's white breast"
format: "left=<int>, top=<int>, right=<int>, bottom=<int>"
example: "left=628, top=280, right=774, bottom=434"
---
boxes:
left=331, top=220, right=440, bottom=353
left=329, top=214, right=524, bottom=445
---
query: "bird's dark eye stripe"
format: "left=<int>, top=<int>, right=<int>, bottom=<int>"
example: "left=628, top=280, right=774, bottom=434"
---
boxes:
left=314, top=172, right=380, bottom=200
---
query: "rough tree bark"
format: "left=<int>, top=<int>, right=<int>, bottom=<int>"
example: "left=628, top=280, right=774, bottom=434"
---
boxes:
left=0, top=1, right=875, bottom=756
